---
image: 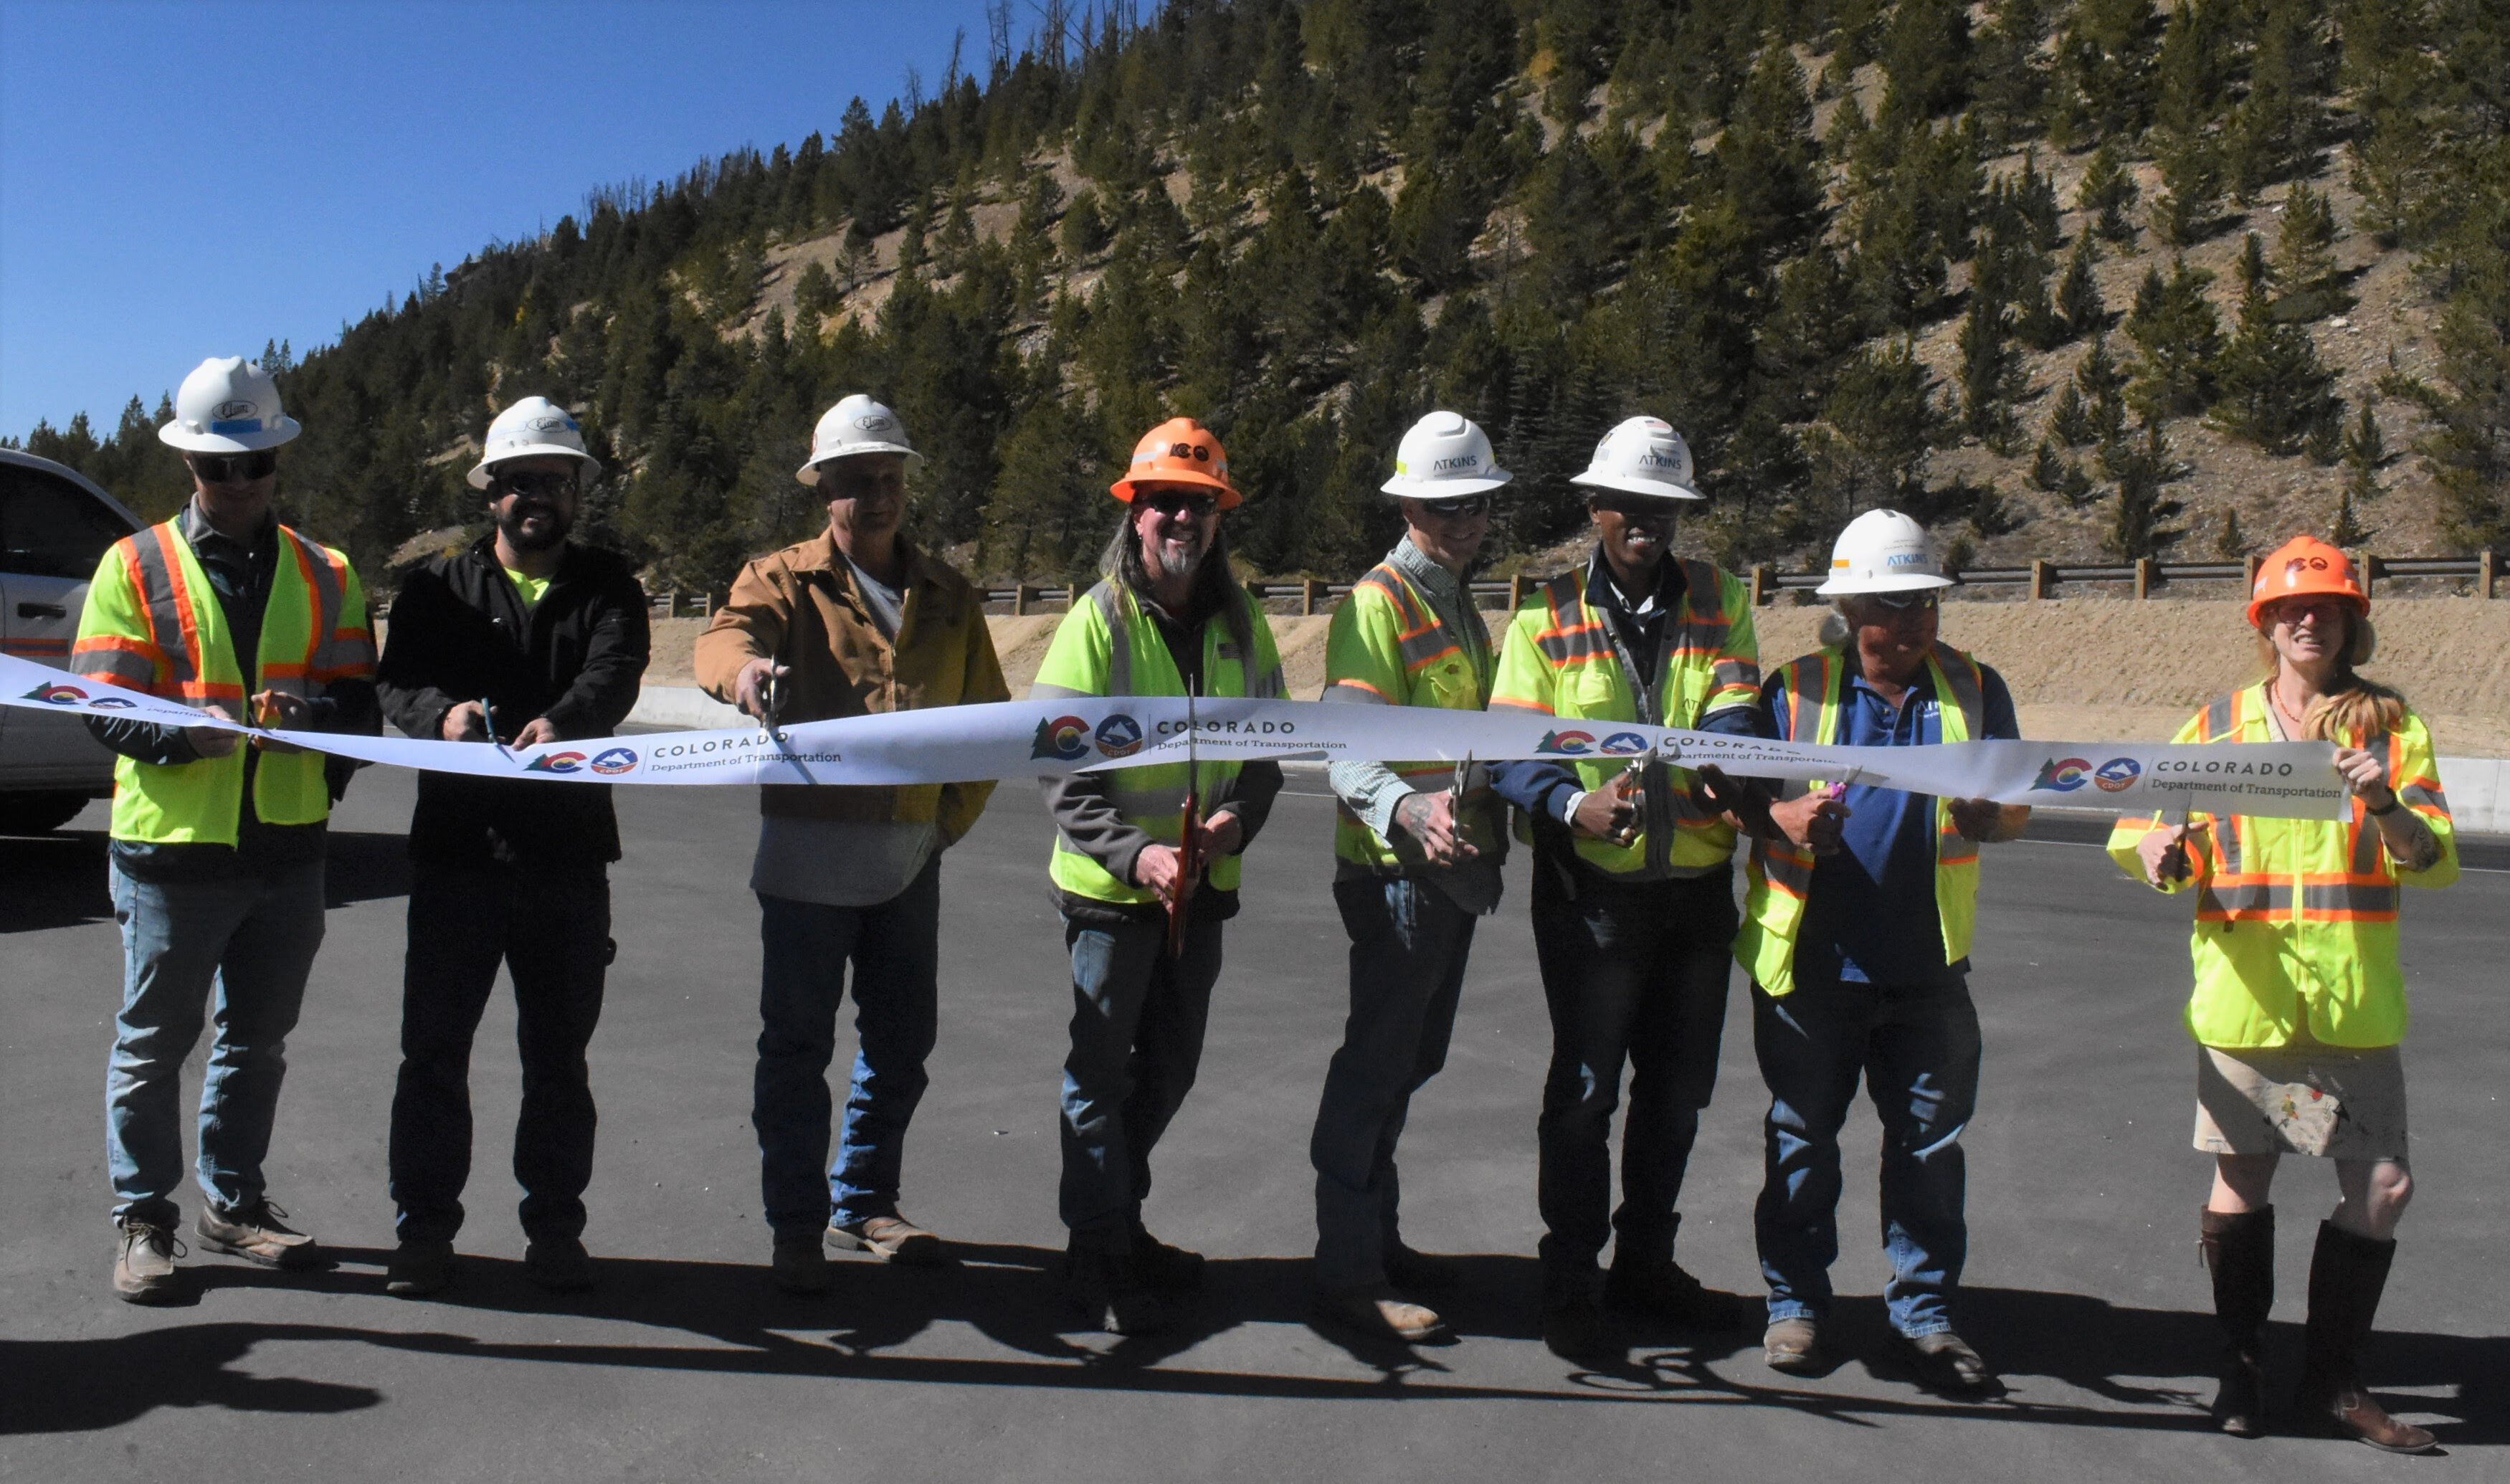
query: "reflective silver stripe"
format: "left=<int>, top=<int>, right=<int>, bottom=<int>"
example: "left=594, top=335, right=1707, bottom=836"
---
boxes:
left=2197, top=882, right=2399, bottom=915
left=1755, top=840, right=1815, bottom=896
left=1931, top=645, right=1985, bottom=736
left=130, top=526, right=203, bottom=695
left=2398, top=782, right=2448, bottom=814
left=2217, top=814, right=2243, bottom=876
left=2203, top=693, right=2236, bottom=741
left=1089, top=581, right=1131, bottom=697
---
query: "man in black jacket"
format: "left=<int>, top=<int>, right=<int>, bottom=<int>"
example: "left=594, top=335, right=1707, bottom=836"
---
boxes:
left=374, top=396, right=649, bottom=1296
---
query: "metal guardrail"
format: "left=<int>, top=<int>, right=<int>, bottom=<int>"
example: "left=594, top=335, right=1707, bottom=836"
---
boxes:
left=651, top=551, right=2500, bottom=618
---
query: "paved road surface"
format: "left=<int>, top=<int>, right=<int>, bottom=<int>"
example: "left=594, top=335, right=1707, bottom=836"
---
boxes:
left=4, top=768, right=2503, bottom=1481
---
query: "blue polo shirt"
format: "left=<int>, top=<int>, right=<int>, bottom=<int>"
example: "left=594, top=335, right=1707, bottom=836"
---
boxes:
left=1756, top=658, right=2020, bottom=988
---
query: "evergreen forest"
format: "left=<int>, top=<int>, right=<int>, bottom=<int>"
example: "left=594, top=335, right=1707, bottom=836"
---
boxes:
left=11, top=0, right=2508, bottom=592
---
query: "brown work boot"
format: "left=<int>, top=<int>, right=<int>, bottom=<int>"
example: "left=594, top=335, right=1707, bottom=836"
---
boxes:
left=2299, top=1221, right=2438, bottom=1454
left=1763, top=1317, right=1822, bottom=1374
left=196, top=1197, right=319, bottom=1270
left=2198, top=1204, right=2274, bottom=1437
left=1313, top=1284, right=1454, bottom=1345
left=828, top=1212, right=948, bottom=1267
left=113, top=1215, right=186, bottom=1304
left=1896, top=1329, right=2002, bottom=1395
left=1064, top=1237, right=1172, bottom=1336
left=384, top=1239, right=457, bottom=1298
left=771, top=1233, right=833, bottom=1295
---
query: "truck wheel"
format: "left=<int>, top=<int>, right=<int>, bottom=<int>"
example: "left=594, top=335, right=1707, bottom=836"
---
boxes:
left=0, top=791, right=95, bottom=835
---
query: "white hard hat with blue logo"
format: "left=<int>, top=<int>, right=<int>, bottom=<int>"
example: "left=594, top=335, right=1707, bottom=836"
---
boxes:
left=158, top=356, right=300, bottom=453
left=799, top=394, right=923, bottom=485
left=1817, top=508, right=1955, bottom=596
left=1569, top=415, right=1701, bottom=500
left=1382, top=410, right=1512, bottom=498
left=469, top=396, right=602, bottom=489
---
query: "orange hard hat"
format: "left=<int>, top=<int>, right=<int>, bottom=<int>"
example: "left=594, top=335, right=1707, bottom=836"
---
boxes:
left=2248, top=534, right=2368, bottom=628
left=1110, top=417, right=1240, bottom=508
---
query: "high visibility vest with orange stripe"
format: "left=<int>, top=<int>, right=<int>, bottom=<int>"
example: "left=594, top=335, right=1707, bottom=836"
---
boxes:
left=1323, top=558, right=1502, bottom=870
left=72, top=517, right=375, bottom=846
left=1733, top=645, right=1984, bottom=998
left=2103, top=687, right=2458, bottom=1050
left=1488, top=558, right=1760, bottom=877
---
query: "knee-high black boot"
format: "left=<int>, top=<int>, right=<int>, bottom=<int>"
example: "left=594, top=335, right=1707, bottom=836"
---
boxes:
left=2299, top=1219, right=2437, bottom=1454
left=2197, top=1205, right=2273, bottom=1437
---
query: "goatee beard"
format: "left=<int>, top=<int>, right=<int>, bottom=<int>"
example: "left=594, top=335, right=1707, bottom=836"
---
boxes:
left=500, top=508, right=570, bottom=553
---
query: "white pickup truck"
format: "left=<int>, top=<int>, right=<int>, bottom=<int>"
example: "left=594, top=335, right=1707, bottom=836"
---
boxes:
left=0, top=448, right=143, bottom=834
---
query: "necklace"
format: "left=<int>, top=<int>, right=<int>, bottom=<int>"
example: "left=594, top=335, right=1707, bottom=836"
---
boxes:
left=2269, top=680, right=2313, bottom=737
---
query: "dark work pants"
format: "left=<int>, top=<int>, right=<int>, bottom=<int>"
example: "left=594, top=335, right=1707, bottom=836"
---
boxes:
left=389, top=861, right=612, bottom=1245
left=1058, top=913, right=1225, bottom=1246
left=1529, top=860, right=1738, bottom=1273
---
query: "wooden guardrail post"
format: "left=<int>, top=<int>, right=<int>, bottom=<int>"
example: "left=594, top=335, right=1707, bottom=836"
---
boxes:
left=1510, top=574, right=1530, bottom=610
left=1013, top=584, right=1036, bottom=616
left=1749, top=565, right=1772, bottom=606
left=2481, top=548, right=2498, bottom=599
left=2134, top=558, right=2156, bottom=599
left=2243, top=555, right=2262, bottom=594
left=1303, top=577, right=1324, bottom=616
left=2028, top=560, right=2050, bottom=601
left=2354, top=551, right=2379, bottom=598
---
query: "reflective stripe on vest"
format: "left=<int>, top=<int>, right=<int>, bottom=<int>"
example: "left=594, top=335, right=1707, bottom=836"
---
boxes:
left=1327, top=563, right=1499, bottom=869
left=1035, top=577, right=1282, bottom=905
left=1736, top=645, right=1985, bottom=997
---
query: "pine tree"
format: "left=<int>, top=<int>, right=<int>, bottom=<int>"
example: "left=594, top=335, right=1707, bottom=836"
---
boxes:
left=2214, top=505, right=2248, bottom=558
left=2330, top=488, right=2374, bottom=546
left=2050, top=381, right=2098, bottom=445
left=2030, top=437, right=2067, bottom=490
left=2077, top=143, right=2141, bottom=246
left=2126, top=258, right=2223, bottom=418
left=2212, top=277, right=2339, bottom=453
left=2103, top=418, right=2187, bottom=558
left=1959, top=296, right=2025, bottom=449
left=2149, top=134, right=2221, bottom=247
left=2273, top=183, right=2347, bottom=321
left=2342, top=400, right=2387, bottom=496
left=1805, top=341, right=1946, bottom=524
left=2055, top=232, right=2105, bottom=337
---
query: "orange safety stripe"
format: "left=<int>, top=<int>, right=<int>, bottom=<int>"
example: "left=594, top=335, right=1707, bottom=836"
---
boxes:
left=148, top=525, right=211, bottom=700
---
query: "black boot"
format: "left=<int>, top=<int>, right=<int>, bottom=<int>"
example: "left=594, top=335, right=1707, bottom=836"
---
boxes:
left=2299, top=1220, right=2437, bottom=1454
left=2197, top=1205, right=2273, bottom=1437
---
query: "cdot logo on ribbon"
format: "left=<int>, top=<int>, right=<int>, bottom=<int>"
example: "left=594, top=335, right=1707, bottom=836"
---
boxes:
left=524, top=751, right=589, bottom=774
left=1537, top=729, right=1597, bottom=756
left=1030, top=715, right=1090, bottom=761
left=1599, top=732, right=1650, bottom=756
left=1093, top=714, right=1145, bottom=759
left=22, top=682, right=88, bottom=705
left=2092, top=757, right=2142, bottom=792
left=589, top=747, right=639, bottom=776
left=2033, top=756, right=2093, bottom=792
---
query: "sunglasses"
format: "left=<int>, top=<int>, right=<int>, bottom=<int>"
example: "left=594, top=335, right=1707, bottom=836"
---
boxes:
left=1417, top=495, right=1490, bottom=519
left=1589, top=495, right=1673, bottom=517
left=495, top=470, right=580, bottom=499
left=1138, top=490, right=1217, bottom=518
left=191, top=449, right=277, bottom=484
left=1868, top=591, right=1941, bottom=613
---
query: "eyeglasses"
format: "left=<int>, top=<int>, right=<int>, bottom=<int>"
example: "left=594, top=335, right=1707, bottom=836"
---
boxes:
left=1417, top=496, right=1490, bottom=519
left=1588, top=495, right=1672, bottom=517
left=191, top=449, right=277, bottom=484
left=1138, top=490, right=1218, bottom=518
left=495, top=470, right=580, bottom=499
left=1869, top=591, right=1941, bottom=613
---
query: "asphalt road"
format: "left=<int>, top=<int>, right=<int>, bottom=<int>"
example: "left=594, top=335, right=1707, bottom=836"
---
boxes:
left=4, top=766, right=2504, bottom=1482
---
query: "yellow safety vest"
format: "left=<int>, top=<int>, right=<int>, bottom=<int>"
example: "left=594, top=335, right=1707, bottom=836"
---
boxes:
left=1031, top=577, right=1285, bottom=905
left=72, top=518, right=373, bottom=846
left=1734, top=645, right=1985, bottom=997
left=2103, top=687, right=2458, bottom=1049
left=1323, top=558, right=1503, bottom=869
left=1487, top=558, right=1759, bottom=877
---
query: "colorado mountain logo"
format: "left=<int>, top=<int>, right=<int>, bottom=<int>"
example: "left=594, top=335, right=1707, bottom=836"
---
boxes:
left=2032, top=756, right=2093, bottom=791
left=1032, top=715, right=1090, bottom=761
left=524, top=751, right=588, bottom=774
left=1093, top=713, right=1144, bottom=758
left=1537, top=729, right=1597, bottom=756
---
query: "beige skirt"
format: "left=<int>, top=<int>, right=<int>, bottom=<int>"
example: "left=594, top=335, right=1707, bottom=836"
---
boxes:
left=2193, top=1044, right=2409, bottom=1159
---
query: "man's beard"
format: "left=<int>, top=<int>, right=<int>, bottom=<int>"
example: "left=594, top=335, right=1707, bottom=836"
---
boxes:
left=500, top=502, right=572, bottom=553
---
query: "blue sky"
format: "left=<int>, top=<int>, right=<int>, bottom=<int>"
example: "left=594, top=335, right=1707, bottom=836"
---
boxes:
left=0, top=0, right=1000, bottom=438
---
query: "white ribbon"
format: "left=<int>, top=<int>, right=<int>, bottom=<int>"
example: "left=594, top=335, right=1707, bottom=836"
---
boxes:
left=0, top=652, right=2345, bottom=818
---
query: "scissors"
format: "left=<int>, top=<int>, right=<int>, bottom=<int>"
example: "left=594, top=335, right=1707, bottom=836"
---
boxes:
left=478, top=697, right=515, bottom=761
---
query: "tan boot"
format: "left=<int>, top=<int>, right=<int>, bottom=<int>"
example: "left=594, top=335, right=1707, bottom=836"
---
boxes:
left=196, top=1198, right=319, bottom=1270
left=1314, top=1284, right=1453, bottom=1344
left=113, top=1216, right=185, bottom=1304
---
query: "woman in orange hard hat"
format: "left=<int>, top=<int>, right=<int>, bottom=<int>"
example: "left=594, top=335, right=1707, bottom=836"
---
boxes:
left=1027, top=417, right=1288, bottom=1334
left=2105, top=536, right=2456, bottom=1452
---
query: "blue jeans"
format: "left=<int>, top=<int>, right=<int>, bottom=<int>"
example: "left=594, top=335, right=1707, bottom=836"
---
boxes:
left=1530, top=862, right=1736, bottom=1273
left=1752, top=976, right=1982, bottom=1338
left=752, top=859, right=941, bottom=1240
left=1310, top=877, right=1475, bottom=1288
left=106, top=859, right=326, bottom=1224
left=1058, top=913, right=1224, bottom=1245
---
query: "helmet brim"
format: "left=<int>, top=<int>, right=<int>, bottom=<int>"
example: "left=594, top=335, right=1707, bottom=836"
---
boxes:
left=1112, top=470, right=1242, bottom=509
left=1380, top=470, right=1513, bottom=498
left=797, top=445, right=924, bottom=486
left=1816, top=571, right=1957, bottom=596
left=469, top=444, right=604, bottom=490
left=158, top=416, right=300, bottom=455
left=2247, top=591, right=2369, bottom=629
left=1569, top=470, right=1703, bottom=500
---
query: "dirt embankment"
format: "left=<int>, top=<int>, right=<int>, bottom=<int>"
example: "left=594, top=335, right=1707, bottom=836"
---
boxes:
left=647, top=594, right=2509, bottom=756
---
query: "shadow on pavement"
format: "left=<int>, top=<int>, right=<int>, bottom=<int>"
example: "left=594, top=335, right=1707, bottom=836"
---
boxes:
left=0, top=829, right=412, bottom=933
left=24, top=1252, right=2462, bottom=1445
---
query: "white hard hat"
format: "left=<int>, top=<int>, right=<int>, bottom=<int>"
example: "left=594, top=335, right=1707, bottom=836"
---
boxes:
left=1816, top=508, right=1957, bottom=596
left=1569, top=416, right=1701, bottom=500
left=467, top=396, right=602, bottom=489
left=798, top=394, right=922, bottom=485
left=158, top=356, right=300, bottom=453
left=1381, top=410, right=1511, bottom=498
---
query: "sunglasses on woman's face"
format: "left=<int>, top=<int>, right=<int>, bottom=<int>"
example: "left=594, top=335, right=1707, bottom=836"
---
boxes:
left=191, top=449, right=277, bottom=484
left=496, top=470, right=580, bottom=500
left=1138, top=491, right=1217, bottom=518
left=1418, top=496, right=1490, bottom=519
left=1870, top=591, right=1941, bottom=613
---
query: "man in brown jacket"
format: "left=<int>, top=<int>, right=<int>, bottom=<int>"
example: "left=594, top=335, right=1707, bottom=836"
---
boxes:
left=696, top=394, right=1009, bottom=1295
